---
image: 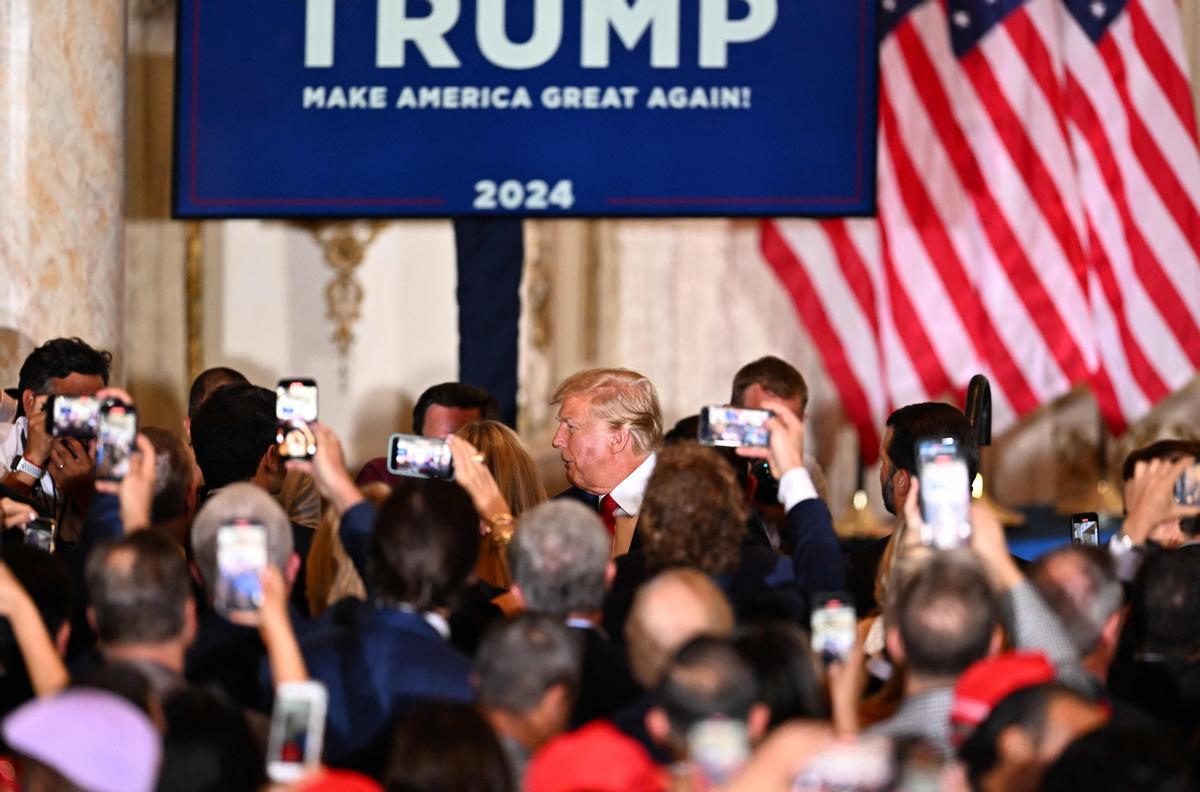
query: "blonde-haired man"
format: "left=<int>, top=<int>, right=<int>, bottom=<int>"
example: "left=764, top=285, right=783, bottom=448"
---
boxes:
left=551, top=368, right=662, bottom=555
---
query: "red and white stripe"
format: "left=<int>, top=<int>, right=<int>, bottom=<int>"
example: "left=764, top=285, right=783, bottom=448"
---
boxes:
left=762, top=0, right=1200, bottom=457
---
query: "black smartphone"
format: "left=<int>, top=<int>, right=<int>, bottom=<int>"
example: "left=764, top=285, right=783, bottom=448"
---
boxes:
left=95, top=401, right=138, bottom=482
left=915, top=436, right=972, bottom=549
left=47, top=395, right=101, bottom=439
left=24, top=518, right=55, bottom=554
left=697, top=405, right=772, bottom=449
left=275, top=379, right=318, bottom=461
left=1071, top=512, right=1100, bottom=546
left=1175, top=463, right=1200, bottom=507
left=386, top=433, right=454, bottom=480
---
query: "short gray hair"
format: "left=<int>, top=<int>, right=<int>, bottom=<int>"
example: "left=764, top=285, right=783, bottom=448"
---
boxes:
left=507, top=500, right=609, bottom=616
left=1031, top=545, right=1124, bottom=655
left=190, top=483, right=294, bottom=597
left=475, top=614, right=582, bottom=714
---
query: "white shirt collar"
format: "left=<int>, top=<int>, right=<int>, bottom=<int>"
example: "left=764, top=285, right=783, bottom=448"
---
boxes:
left=605, top=453, right=657, bottom=517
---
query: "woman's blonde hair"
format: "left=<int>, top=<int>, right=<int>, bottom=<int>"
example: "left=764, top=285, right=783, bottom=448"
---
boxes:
left=305, top=482, right=391, bottom=616
left=552, top=368, right=663, bottom=456
left=456, top=420, right=548, bottom=588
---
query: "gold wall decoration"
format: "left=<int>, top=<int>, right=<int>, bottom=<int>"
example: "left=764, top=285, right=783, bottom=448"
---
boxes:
left=291, top=220, right=387, bottom=385
left=184, top=221, right=205, bottom=384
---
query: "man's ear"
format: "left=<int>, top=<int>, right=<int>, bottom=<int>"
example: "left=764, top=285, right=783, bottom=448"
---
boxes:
left=21, top=389, right=35, bottom=417
left=285, top=552, right=301, bottom=589
left=894, top=469, right=912, bottom=505
left=604, top=561, right=616, bottom=592
left=885, top=625, right=906, bottom=666
left=1101, top=609, right=1124, bottom=651
left=645, top=707, right=672, bottom=747
left=510, top=583, right=528, bottom=609
left=55, top=622, right=72, bottom=658
left=608, top=427, right=630, bottom=455
left=86, top=606, right=98, bottom=634
left=747, top=702, right=771, bottom=744
left=988, top=624, right=1005, bottom=657
left=997, top=725, right=1036, bottom=765
left=181, top=597, right=197, bottom=647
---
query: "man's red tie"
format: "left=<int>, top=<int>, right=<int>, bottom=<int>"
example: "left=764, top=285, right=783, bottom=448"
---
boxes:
left=600, top=496, right=619, bottom=536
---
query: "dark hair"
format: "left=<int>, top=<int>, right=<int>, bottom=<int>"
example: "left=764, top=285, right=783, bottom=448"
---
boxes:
left=639, top=443, right=749, bottom=576
left=1121, top=439, right=1200, bottom=482
left=476, top=615, right=582, bottom=715
left=17, top=337, right=111, bottom=396
left=189, top=383, right=276, bottom=490
left=1040, top=723, right=1192, bottom=792
left=186, top=367, right=248, bottom=422
left=958, top=683, right=1070, bottom=787
left=0, top=546, right=72, bottom=715
left=730, top=356, right=809, bottom=414
left=1125, top=549, right=1200, bottom=659
left=884, top=402, right=980, bottom=481
left=156, top=688, right=263, bottom=792
left=413, top=383, right=499, bottom=435
left=369, top=479, right=479, bottom=610
left=657, top=636, right=758, bottom=740
left=70, top=664, right=157, bottom=719
left=1030, top=545, right=1123, bottom=656
left=893, top=551, right=998, bottom=678
left=141, top=427, right=194, bottom=525
left=734, top=622, right=829, bottom=728
left=85, top=531, right=192, bottom=645
left=385, top=702, right=514, bottom=792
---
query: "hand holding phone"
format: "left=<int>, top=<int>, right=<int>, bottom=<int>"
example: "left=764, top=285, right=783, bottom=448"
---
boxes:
left=811, top=596, right=857, bottom=667
left=47, top=395, right=101, bottom=439
left=23, top=518, right=55, bottom=554
left=267, top=681, right=328, bottom=783
left=1175, top=462, right=1200, bottom=507
left=698, top=405, right=773, bottom=449
left=276, top=379, right=318, bottom=461
left=95, top=401, right=138, bottom=482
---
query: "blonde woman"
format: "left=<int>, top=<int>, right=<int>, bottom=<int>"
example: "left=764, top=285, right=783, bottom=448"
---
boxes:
left=455, top=420, right=547, bottom=589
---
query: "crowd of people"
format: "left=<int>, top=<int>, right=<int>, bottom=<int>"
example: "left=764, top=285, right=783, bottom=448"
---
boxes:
left=0, top=336, right=1197, bottom=791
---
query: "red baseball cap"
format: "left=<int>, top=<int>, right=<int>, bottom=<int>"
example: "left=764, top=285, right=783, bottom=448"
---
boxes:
left=951, top=651, right=1055, bottom=739
left=527, top=721, right=669, bottom=792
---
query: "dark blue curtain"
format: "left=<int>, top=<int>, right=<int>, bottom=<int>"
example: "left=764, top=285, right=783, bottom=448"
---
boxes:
left=453, top=220, right=523, bottom=427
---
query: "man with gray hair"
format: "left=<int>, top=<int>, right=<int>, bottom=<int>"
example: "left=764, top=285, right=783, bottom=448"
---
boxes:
left=551, top=367, right=663, bottom=555
left=1031, top=545, right=1125, bottom=692
left=185, top=482, right=300, bottom=706
left=508, top=500, right=639, bottom=725
left=476, top=614, right=582, bottom=788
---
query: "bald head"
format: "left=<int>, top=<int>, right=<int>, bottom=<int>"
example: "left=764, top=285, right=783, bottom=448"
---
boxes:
left=625, top=569, right=735, bottom=689
left=1032, top=545, right=1123, bottom=657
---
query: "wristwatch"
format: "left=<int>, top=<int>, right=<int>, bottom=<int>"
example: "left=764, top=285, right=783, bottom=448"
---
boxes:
left=1110, top=532, right=1136, bottom=552
left=13, top=457, right=43, bottom=480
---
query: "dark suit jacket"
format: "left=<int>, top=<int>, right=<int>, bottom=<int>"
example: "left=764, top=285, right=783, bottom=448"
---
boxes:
left=301, top=601, right=474, bottom=764
left=571, top=625, right=642, bottom=728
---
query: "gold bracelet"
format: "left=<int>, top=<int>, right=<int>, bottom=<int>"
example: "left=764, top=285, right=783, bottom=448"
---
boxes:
left=489, top=513, right=515, bottom=546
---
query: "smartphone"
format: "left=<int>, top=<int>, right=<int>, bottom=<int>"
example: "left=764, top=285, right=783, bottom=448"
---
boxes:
left=795, top=734, right=893, bottom=791
left=275, top=379, right=318, bottom=461
left=23, top=518, right=55, bottom=554
left=214, top=521, right=267, bottom=616
left=1071, top=512, right=1100, bottom=546
left=386, top=433, right=454, bottom=480
left=811, top=596, right=857, bottom=666
left=697, top=405, right=772, bottom=449
left=95, top=401, right=138, bottom=482
left=1175, top=463, right=1200, bottom=507
left=266, top=681, right=328, bottom=783
left=915, top=436, right=972, bottom=549
left=47, top=395, right=101, bottom=439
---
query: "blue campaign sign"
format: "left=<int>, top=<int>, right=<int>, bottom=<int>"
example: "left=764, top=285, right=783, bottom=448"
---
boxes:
left=173, top=0, right=877, bottom=218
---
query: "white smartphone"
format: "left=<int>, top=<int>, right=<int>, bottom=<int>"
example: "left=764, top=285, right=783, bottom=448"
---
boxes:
left=214, top=522, right=267, bottom=617
left=811, top=597, right=857, bottom=666
left=386, top=433, right=455, bottom=480
left=915, top=436, right=972, bottom=549
left=266, top=681, right=328, bottom=783
left=697, top=405, right=772, bottom=449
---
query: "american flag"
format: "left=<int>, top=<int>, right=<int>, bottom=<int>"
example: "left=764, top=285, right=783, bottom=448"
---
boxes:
left=763, top=0, right=1200, bottom=463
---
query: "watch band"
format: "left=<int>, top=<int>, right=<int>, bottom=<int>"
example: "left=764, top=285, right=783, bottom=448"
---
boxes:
left=14, top=457, right=43, bottom=480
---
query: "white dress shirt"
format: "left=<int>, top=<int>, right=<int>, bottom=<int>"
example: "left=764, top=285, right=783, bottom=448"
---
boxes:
left=602, top=453, right=657, bottom=517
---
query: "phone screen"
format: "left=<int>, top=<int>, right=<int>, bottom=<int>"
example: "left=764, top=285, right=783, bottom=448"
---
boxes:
left=916, top=436, right=972, bottom=549
left=811, top=598, right=857, bottom=666
left=697, top=405, right=772, bottom=449
left=95, top=403, right=138, bottom=481
left=267, top=683, right=327, bottom=782
left=1071, top=513, right=1100, bottom=546
left=386, top=434, right=454, bottom=479
left=49, top=395, right=101, bottom=439
left=24, top=518, right=55, bottom=554
left=276, top=380, right=317, bottom=461
left=215, top=522, right=267, bottom=615
left=1175, top=463, right=1200, bottom=507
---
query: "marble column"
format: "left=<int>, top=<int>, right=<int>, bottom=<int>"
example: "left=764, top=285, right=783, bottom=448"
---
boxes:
left=0, top=0, right=126, bottom=382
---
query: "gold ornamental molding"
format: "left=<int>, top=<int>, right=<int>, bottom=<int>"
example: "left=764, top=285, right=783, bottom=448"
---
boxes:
left=184, top=221, right=204, bottom=384
left=290, top=220, right=388, bottom=386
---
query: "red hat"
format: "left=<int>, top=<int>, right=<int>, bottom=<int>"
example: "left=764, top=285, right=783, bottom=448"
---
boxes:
left=951, top=651, right=1055, bottom=738
left=295, top=769, right=383, bottom=792
left=526, top=721, right=669, bottom=792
